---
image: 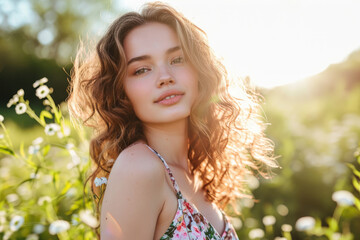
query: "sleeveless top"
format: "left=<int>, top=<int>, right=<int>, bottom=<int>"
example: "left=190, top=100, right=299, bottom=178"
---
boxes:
left=146, top=145, right=239, bottom=240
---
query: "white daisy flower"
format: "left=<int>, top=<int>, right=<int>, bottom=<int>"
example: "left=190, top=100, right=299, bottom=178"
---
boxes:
left=332, top=190, right=355, bottom=206
left=100, top=177, right=108, bottom=185
left=49, top=220, right=70, bottom=235
left=94, top=177, right=102, bottom=187
left=32, top=137, right=43, bottom=145
left=69, top=149, right=80, bottom=166
left=6, top=193, right=19, bottom=203
left=79, top=209, right=99, bottom=228
left=33, top=224, right=45, bottom=234
left=26, top=234, right=39, bottom=240
left=262, top=215, right=276, bottom=226
left=248, top=228, right=264, bottom=239
left=33, top=77, right=48, bottom=88
left=281, top=224, right=293, bottom=232
left=295, top=216, right=316, bottom=231
left=15, top=103, right=27, bottom=115
left=276, top=204, right=289, bottom=216
left=0, top=134, right=4, bottom=139
left=36, top=85, right=50, bottom=99
left=28, top=145, right=41, bottom=155
left=17, top=89, right=24, bottom=97
left=9, top=215, right=24, bottom=231
left=0, top=114, right=4, bottom=122
left=44, top=123, right=61, bottom=136
left=38, top=196, right=52, bottom=206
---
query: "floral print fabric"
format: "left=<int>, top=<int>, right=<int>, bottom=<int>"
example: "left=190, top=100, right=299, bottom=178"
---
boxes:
left=146, top=145, right=239, bottom=240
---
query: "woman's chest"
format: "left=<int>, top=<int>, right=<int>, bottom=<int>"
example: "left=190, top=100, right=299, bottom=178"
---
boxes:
left=154, top=168, right=225, bottom=239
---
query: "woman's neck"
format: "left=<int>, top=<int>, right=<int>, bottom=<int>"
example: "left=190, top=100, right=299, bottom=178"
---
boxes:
left=143, top=119, right=189, bottom=171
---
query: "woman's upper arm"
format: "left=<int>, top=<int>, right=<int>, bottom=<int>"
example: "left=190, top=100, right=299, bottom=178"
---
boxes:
left=100, top=145, right=165, bottom=240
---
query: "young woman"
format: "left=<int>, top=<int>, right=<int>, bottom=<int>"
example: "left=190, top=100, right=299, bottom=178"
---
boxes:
left=68, top=2, right=277, bottom=239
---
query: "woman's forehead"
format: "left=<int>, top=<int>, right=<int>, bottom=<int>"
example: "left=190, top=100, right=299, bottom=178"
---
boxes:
left=123, top=22, right=180, bottom=60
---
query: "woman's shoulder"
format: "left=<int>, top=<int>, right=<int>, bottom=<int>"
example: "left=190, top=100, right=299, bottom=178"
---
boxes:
left=108, top=141, right=166, bottom=183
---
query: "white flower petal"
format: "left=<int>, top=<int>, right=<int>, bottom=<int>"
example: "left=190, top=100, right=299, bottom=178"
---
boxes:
left=36, top=85, right=50, bottom=99
left=49, top=220, right=70, bottom=235
left=33, top=224, right=45, bottom=234
left=281, top=224, right=293, bottom=232
left=32, top=137, right=43, bottom=145
left=26, top=234, right=39, bottom=240
left=17, top=89, right=24, bottom=97
left=262, top=215, right=276, bottom=226
left=248, top=228, right=264, bottom=239
left=79, top=209, right=99, bottom=228
left=0, top=115, right=4, bottom=122
left=295, top=216, right=315, bottom=231
left=94, top=177, right=102, bottom=187
left=332, top=190, right=355, bottom=206
left=9, top=215, right=24, bottom=231
left=44, top=123, right=61, bottom=136
left=15, top=103, right=27, bottom=115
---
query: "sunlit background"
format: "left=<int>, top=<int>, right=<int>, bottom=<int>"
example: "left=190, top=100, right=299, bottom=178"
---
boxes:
left=1, top=0, right=360, bottom=239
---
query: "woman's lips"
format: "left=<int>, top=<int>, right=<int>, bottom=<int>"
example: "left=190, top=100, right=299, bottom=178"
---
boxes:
left=154, top=90, right=184, bottom=105
left=156, top=94, right=183, bottom=105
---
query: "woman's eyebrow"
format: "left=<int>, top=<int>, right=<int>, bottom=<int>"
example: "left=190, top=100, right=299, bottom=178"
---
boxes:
left=127, top=46, right=181, bottom=66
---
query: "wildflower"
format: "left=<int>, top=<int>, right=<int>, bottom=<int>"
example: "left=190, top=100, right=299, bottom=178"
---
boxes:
left=274, top=237, right=287, bottom=240
left=229, top=217, right=242, bottom=230
left=28, top=145, right=41, bottom=155
left=33, top=77, right=48, bottom=88
left=0, top=114, right=4, bottom=122
left=332, top=190, right=355, bottom=206
left=38, top=196, right=52, bottom=206
left=71, top=214, right=80, bottom=226
left=295, top=216, right=315, bottom=231
left=43, top=99, right=51, bottom=105
left=0, top=134, right=4, bottom=139
left=36, top=85, right=50, bottom=99
left=44, top=123, right=60, bottom=136
left=247, top=175, right=260, bottom=190
left=3, top=231, right=12, bottom=240
left=12, top=95, right=19, bottom=104
left=33, top=224, right=45, bottom=234
left=94, top=177, right=107, bottom=187
left=248, top=228, right=264, bottom=239
left=262, top=215, right=276, bottom=226
left=26, top=234, right=39, bottom=240
left=17, top=89, right=24, bottom=97
left=281, top=224, right=293, bottom=232
left=49, top=220, right=70, bottom=235
left=276, top=204, right=289, bottom=216
left=32, top=137, right=43, bottom=145
left=6, top=193, right=19, bottom=203
left=9, top=215, right=24, bottom=231
left=30, top=172, right=40, bottom=179
left=15, top=103, right=27, bottom=115
left=80, top=209, right=99, bottom=228
left=94, top=177, right=102, bottom=187
left=332, top=232, right=341, bottom=240
left=66, top=143, right=75, bottom=149
left=100, top=177, right=108, bottom=185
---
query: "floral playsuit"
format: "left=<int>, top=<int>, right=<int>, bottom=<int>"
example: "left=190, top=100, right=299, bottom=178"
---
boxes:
left=146, top=145, right=239, bottom=240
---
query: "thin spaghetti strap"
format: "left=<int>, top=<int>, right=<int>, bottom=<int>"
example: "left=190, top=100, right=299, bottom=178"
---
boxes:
left=145, top=144, right=183, bottom=199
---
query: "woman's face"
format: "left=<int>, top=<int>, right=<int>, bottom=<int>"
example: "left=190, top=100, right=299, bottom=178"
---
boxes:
left=123, top=22, right=198, bottom=125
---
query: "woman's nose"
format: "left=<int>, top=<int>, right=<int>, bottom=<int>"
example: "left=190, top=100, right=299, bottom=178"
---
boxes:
left=157, top=66, right=175, bottom=87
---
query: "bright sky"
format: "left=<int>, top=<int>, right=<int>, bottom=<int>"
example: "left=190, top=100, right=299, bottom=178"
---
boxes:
left=118, top=0, right=360, bottom=88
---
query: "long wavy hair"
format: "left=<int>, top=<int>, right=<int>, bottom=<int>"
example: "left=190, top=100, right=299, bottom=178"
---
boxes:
left=67, top=1, right=278, bottom=215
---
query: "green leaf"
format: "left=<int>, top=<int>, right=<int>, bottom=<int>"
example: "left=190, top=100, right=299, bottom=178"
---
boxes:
left=353, top=176, right=360, bottom=193
left=355, top=197, right=360, bottom=211
left=42, top=144, right=51, bottom=157
left=40, top=110, right=53, bottom=124
left=0, top=145, right=14, bottom=155
left=326, top=217, right=338, bottom=232
left=347, top=164, right=360, bottom=179
left=20, top=142, right=25, bottom=158
left=60, top=182, right=72, bottom=196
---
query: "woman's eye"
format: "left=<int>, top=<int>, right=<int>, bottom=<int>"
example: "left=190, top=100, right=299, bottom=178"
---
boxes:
left=134, top=68, right=150, bottom=76
left=171, top=56, right=184, bottom=65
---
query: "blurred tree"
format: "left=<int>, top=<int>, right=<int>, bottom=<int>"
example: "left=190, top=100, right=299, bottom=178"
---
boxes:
left=0, top=0, right=125, bottom=106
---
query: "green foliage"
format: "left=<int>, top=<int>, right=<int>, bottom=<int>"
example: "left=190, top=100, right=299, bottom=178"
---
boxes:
left=0, top=80, right=98, bottom=239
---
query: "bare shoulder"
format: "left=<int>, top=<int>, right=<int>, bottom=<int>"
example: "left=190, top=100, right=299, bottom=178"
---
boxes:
left=100, top=142, right=166, bottom=239
left=110, top=142, right=165, bottom=180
